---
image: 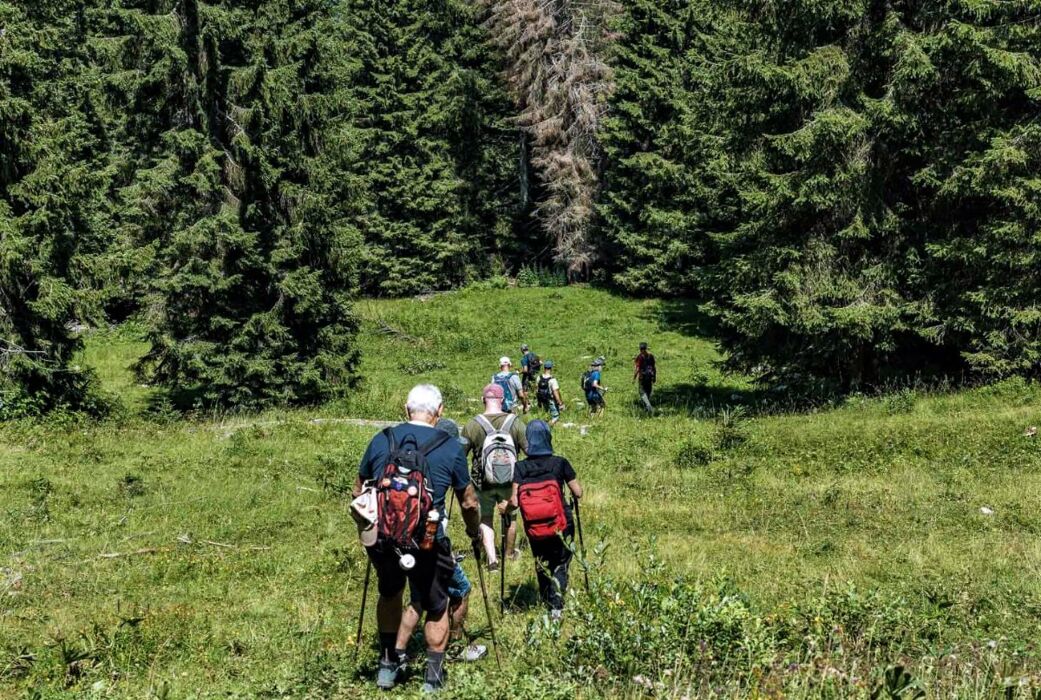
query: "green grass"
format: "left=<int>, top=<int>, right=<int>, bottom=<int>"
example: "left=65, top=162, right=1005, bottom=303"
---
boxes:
left=2, top=286, right=1041, bottom=698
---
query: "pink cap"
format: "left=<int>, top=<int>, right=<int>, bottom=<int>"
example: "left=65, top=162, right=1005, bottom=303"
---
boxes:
left=482, top=383, right=504, bottom=400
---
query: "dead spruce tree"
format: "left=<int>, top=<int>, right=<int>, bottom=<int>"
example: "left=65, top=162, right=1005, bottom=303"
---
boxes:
left=483, top=0, right=617, bottom=275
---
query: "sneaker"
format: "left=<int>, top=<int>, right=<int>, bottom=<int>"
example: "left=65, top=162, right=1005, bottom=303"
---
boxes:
left=459, top=643, right=487, bottom=662
left=421, top=682, right=442, bottom=695
left=376, top=659, right=401, bottom=691
left=507, top=549, right=521, bottom=562
left=550, top=608, right=563, bottom=623
left=487, top=558, right=499, bottom=571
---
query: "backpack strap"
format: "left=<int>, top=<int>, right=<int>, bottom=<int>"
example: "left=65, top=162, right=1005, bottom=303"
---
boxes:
left=382, top=426, right=397, bottom=452
left=474, top=414, right=496, bottom=437
left=419, top=430, right=452, bottom=457
left=501, top=413, right=517, bottom=435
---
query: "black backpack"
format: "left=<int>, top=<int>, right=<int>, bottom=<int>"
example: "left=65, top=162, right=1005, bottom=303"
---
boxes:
left=638, top=354, right=656, bottom=378
left=581, top=371, right=593, bottom=392
left=536, top=375, right=552, bottom=402
left=528, top=354, right=542, bottom=374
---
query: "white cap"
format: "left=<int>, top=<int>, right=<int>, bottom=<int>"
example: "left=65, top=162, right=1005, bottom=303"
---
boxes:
left=499, top=356, right=511, bottom=366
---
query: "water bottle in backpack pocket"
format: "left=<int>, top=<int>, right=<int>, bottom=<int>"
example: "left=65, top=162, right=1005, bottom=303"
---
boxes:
left=475, top=414, right=518, bottom=485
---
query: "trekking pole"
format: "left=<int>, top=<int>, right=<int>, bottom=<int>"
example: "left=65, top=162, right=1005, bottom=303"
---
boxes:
left=499, top=512, right=508, bottom=615
left=572, top=497, right=590, bottom=592
left=472, top=538, right=502, bottom=670
left=354, top=559, right=372, bottom=660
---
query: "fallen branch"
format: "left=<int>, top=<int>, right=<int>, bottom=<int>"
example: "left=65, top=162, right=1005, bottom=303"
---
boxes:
left=97, top=547, right=167, bottom=559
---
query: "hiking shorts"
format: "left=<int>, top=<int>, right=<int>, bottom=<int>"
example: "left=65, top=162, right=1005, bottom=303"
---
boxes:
left=586, top=391, right=604, bottom=409
left=447, top=564, right=471, bottom=601
left=366, top=540, right=456, bottom=616
left=538, top=398, right=560, bottom=420
left=639, top=377, right=654, bottom=398
left=479, top=484, right=515, bottom=522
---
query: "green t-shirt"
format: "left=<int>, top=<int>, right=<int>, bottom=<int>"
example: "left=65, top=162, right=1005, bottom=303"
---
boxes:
left=461, top=412, right=528, bottom=470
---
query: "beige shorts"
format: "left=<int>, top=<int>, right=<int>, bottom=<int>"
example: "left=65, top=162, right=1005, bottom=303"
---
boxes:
left=478, top=483, right=514, bottom=521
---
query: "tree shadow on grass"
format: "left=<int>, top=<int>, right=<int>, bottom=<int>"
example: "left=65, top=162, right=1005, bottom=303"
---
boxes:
left=649, top=298, right=720, bottom=337
left=649, top=382, right=771, bottom=419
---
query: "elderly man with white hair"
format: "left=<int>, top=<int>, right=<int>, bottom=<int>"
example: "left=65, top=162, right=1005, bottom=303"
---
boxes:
left=353, top=384, right=481, bottom=694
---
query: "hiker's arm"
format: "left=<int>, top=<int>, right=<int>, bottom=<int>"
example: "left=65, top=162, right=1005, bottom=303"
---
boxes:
left=566, top=479, right=583, bottom=500
left=456, top=484, right=481, bottom=539
left=507, top=483, right=519, bottom=513
left=352, top=475, right=365, bottom=498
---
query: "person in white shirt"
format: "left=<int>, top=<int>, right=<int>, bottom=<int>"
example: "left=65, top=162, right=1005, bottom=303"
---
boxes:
left=535, top=360, right=564, bottom=425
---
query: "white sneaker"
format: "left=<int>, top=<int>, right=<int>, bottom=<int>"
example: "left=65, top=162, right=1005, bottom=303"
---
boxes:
left=460, top=644, right=487, bottom=662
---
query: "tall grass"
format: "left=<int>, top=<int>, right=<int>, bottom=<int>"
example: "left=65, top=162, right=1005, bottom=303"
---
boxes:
left=2, top=287, right=1040, bottom=697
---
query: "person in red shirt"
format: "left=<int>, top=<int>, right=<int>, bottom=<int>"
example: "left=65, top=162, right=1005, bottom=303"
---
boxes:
left=633, top=342, right=656, bottom=413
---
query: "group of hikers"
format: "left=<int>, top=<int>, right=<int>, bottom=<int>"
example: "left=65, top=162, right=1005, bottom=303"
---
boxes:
left=490, top=342, right=658, bottom=420
left=348, top=342, right=655, bottom=693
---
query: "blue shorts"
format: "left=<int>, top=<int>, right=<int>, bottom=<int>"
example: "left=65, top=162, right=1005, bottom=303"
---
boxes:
left=448, top=564, right=471, bottom=600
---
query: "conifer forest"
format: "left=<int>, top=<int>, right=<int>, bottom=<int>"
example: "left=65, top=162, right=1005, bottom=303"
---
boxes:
left=2, top=0, right=1039, bottom=411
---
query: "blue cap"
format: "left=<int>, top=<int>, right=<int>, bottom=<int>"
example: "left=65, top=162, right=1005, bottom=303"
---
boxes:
left=544, top=360, right=554, bottom=369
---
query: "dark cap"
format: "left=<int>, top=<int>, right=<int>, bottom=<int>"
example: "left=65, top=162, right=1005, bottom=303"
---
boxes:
left=639, top=342, right=648, bottom=350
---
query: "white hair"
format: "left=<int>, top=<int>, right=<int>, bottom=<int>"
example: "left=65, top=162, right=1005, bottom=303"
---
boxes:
left=406, top=384, right=443, bottom=417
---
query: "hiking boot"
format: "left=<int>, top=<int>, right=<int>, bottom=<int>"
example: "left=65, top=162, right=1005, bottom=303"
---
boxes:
left=486, top=557, right=499, bottom=571
left=376, top=659, right=401, bottom=691
left=507, top=549, right=521, bottom=562
left=458, top=643, right=487, bottom=662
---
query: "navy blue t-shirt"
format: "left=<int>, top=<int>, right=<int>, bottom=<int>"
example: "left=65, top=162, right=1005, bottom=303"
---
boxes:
left=358, top=422, right=470, bottom=528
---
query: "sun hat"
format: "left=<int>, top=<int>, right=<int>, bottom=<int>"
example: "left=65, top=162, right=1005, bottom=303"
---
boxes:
left=482, top=383, right=504, bottom=400
left=350, top=488, right=378, bottom=547
left=521, top=344, right=529, bottom=352
left=499, top=356, right=512, bottom=367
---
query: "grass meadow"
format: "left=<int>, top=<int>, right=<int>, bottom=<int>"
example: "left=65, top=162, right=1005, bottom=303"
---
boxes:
left=2, top=286, right=1041, bottom=698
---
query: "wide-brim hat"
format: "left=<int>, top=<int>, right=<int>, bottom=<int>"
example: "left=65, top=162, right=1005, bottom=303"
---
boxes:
left=350, top=488, right=378, bottom=547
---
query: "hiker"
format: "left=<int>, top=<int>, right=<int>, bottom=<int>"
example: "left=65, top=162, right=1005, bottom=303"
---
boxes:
left=461, top=383, right=528, bottom=568
left=508, top=420, right=582, bottom=620
left=393, top=418, right=487, bottom=665
left=582, top=357, right=606, bottom=416
left=535, top=360, right=565, bottom=425
left=519, top=344, right=541, bottom=393
left=633, top=342, right=657, bottom=412
left=352, top=384, right=482, bottom=693
left=492, top=356, right=528, bottom=414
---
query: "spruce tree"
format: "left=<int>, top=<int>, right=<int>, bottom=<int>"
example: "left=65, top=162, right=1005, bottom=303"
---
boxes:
left=348, top=0, right=521, bottom=295
left=108, top=0, right=363, bottom=409
left=0, top=1, right=113, bottom=414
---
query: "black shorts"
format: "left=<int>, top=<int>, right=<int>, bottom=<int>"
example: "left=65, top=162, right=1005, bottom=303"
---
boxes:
left=366, top=539, right=457, bottom=615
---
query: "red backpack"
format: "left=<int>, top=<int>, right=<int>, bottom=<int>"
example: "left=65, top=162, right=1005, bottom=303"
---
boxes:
left=375, top=428, right=450, bottom=549
left=517, top=462, right=568, bottom=540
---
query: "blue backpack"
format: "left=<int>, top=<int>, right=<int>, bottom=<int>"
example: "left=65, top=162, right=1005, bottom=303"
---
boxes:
left=492, top=372, right=516, bottom=410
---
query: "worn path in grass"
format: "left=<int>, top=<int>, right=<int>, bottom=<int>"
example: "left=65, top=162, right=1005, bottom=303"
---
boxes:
left=2, top=287, right=1041, bottom=697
